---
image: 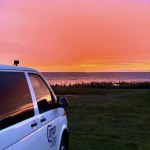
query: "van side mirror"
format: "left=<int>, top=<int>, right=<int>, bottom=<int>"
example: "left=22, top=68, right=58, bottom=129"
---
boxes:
left=57, top=96, right=69, bottom=108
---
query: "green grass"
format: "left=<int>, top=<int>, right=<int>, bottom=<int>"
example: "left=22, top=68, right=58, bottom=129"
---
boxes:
left=52, top=86, right=106, bottom=95
left=63, top=89, right=150, bottom=150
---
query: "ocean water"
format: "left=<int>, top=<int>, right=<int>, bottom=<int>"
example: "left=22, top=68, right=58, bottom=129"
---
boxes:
left=41, top=72, right=150, bottom=85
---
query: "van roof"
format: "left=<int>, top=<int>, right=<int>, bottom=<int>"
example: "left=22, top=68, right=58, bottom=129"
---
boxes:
left=0, top=64, right=38, bottom=72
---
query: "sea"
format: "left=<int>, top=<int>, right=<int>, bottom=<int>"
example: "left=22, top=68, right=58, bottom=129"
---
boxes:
left=41, top=72, right=150, bottom=85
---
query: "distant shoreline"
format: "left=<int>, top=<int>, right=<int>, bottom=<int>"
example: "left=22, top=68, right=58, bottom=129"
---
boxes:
left=42, top=72, right=150, bottom=85
left=51, top=81, right=150, bottom=95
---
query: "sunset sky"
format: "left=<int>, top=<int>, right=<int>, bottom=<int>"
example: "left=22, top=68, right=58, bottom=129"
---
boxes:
left=0, top=0, right=150, bottom=72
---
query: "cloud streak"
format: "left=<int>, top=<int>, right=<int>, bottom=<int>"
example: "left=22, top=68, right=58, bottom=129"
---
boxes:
left=0, top=0, right=150, bottom=71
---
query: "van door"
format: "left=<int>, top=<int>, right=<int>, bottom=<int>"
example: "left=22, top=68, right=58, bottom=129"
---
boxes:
left=28, top=73, right=63, bottom=150
left=0, top=72, right=38, bottom=150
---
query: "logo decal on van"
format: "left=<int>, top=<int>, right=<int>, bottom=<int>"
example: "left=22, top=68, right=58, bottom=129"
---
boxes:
left=47, top=125, right=57, bottom=147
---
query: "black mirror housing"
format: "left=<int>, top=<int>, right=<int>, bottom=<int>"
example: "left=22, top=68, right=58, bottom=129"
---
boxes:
left=57, top=96, right=69, bottom=108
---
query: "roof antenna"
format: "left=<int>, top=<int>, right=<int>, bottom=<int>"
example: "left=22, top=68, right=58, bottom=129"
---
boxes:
left=14, top=60, right=19, bottom=66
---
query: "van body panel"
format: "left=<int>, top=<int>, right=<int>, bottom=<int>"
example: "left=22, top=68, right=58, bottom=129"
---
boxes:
left=5, top=115, right=67, bottom=150
left=0, top=116, right=39, bottom=150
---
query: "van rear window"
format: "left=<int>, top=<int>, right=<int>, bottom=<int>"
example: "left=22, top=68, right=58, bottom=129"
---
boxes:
left=0, top=72, right=34, bottom=130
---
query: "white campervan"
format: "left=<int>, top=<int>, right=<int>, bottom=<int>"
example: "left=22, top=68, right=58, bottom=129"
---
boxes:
left=0, top=65, right=69, bottom=150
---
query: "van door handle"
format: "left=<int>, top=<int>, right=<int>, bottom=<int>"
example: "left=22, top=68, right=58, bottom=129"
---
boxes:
left=41, top=117, right=46, bottom=123
left=31, top=122, right=38, bottom=128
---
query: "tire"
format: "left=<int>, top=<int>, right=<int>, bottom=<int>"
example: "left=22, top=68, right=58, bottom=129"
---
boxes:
left=59, top=132, right=69, bottom=150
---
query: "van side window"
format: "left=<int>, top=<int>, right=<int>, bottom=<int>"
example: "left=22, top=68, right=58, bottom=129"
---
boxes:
left=0, top=72, right=34, bottom=130
left=29, top=74, right=53, bottom=114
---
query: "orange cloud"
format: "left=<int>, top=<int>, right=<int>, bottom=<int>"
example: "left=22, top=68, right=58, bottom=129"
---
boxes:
left=0, top=0, right=150, bottom=71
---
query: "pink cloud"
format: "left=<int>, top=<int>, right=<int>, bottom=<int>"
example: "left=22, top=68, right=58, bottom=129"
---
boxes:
left=0, top=0, right=150, bottom=71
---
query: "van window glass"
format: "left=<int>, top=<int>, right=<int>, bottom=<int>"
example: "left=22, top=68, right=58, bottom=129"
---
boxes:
left=29, top=74, right=53, bottom=114
left=0, top=72, right=34, bottom=130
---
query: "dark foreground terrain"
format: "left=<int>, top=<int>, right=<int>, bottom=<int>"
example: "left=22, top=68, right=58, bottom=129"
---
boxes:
left=57, top=89, right=150, bottom=150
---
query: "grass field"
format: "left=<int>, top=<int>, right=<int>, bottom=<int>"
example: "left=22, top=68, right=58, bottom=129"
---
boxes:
left=55, top=89, right=150, bottom=150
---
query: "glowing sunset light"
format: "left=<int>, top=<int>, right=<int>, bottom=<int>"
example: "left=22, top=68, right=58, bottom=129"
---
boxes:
left=0, top=0, right=150, bottom=72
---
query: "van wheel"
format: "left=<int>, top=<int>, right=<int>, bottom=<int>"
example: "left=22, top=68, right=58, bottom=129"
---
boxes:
left=59, top=133, right=68, bottom=150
